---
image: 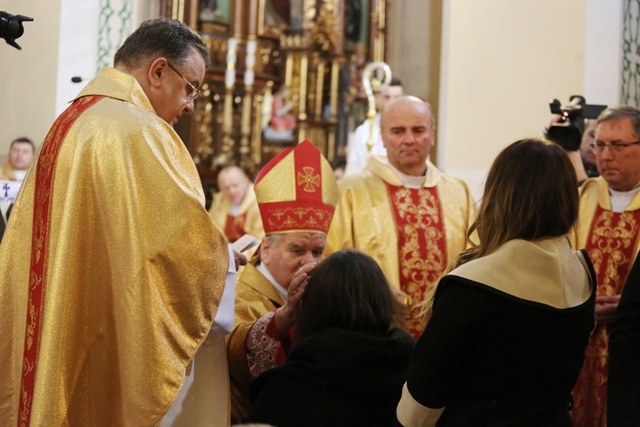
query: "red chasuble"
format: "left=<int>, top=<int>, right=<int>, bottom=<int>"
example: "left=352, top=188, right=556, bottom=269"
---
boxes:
left=386, top=184, right=447, bottom=339
left=224, top=213, right=248, bottom=242
left=571, top=205, right=640, bottom=427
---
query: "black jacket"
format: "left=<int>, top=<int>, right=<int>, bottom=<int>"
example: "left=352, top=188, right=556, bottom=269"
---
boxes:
left=608, top=254, right=640, bottom=427
left=247, top=327, right=415, bottom=427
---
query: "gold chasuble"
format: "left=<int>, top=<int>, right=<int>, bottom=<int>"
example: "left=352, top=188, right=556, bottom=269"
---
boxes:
left=571, top=177, right=640, bottom=427
left=209, top=185, right=264, bottom=249
left=0, top=68, right=229, bottom=427
left=327, top=156, right=475, bottom=338
left=227, top=260, right=285, bottom=422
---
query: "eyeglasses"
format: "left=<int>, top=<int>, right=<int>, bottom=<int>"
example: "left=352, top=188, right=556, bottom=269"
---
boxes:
left=166, top=61, right=201, bottom=101
left=590, top=140, right=640, bottom=153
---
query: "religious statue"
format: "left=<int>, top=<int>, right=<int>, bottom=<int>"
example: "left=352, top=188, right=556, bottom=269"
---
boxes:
left=263, top=85, right=297, bottom=141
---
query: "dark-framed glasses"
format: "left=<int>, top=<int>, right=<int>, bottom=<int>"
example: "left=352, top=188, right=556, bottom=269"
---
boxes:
left=167, top=61, right=201, bottom=101
left=590, top=140, right=640, bottom=153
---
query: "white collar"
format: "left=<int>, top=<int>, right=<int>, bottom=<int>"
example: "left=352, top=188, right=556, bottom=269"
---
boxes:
left=384, top=159, right=426, bottom=189
left=609, top=182, right=640, bottom=213
left=256, top=262, right=289, bottom=301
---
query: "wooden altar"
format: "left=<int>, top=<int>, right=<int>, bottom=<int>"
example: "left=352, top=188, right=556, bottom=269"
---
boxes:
left=160, top=0, right=389, bottom=192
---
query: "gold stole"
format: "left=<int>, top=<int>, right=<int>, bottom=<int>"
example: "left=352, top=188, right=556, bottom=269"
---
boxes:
left=224, top=212, right=248, bottom=242
left=571, top=205, right=640, bottom=427
left=18, top=96, right=103, bottom=427
left=386, top=184, right=447, bottom=339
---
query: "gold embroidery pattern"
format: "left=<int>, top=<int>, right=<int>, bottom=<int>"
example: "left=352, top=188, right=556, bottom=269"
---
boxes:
left=296, top=167, right=320, bottom=192
left=265, top=206, right=330, bottom=232
left=247, top=311, right=281, bottom=378
left=18, top=382, right=31, bottom=427
left=388, top=185, right=447, bottom=339
left=588, top=210, right=640, bottom=293
left=571, top=207, right=640, bottom=427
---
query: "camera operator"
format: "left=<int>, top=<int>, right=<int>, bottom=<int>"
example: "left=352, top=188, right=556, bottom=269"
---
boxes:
left=546, top=96, right=604, bottom=186
left=580, top=119, right=599, bottom=178
left=547, top=115, right=598, bottom=185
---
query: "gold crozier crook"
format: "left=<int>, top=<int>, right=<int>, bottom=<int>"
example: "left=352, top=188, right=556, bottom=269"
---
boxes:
left=361, top=62, right=392, bottom=152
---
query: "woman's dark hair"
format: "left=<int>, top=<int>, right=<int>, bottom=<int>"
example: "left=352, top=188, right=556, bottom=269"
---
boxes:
left=295, top=249, right=403, bottom=341
left=453, top=138, right=579, bottom=268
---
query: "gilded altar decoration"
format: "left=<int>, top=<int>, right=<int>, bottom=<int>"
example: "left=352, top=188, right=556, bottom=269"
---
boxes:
left=160, top=0, right=390, bottom=186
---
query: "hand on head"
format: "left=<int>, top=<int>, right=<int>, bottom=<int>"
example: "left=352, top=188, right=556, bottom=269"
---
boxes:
left=274, top=261, right=318, bottom=336
left=288, top=261, right=317, bottom=295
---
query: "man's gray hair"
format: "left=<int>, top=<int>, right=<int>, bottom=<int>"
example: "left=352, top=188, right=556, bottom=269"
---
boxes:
left=597, top=106, right=640, bottom=138
left=263, top=234, right=283, bottom=247
left=114, top=17, right=210, bottom=69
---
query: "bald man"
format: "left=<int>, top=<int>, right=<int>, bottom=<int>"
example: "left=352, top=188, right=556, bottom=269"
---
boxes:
left=209, top=165, right=264, bottom=247
left=344, top=79, right=404, bottom=176
left=327, top=96, right=475, bottom=339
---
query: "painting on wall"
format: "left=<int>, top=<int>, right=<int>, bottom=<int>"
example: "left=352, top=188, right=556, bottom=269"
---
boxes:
left=259, top=0, right=312, bottom=37
left=199, top=0, right=230, bottom=31
left=259, top=0, right=288, bottom=38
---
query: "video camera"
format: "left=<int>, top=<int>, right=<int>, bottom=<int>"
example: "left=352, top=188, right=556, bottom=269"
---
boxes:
left=546, top=95, right=607, bottom=151
left=0, top=11, right=33, bottom=50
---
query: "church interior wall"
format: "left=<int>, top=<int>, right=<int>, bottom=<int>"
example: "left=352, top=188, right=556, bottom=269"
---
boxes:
left=437, top=0, right=589, bottom=201
left=55, top=1, right=100, bottom=118
left=0, top=0, right=158, bottom=161
left=386, top=0, right=440, bottom=104
left=386, top=0, right=442, bottom=163
left=584, top=0, right=624, bottom=107
left=385, top=0, right=625, bottom=201
left=0, top=0, right=62, bottom=157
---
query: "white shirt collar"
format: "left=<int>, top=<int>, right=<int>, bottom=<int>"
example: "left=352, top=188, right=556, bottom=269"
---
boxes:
left=609, top=181, right=640, bottom=213
left=256, top=262, right=289, bottom=301
left=13, top=169, right=28, bottom=181
left=384, top=159, right=426, bottom=189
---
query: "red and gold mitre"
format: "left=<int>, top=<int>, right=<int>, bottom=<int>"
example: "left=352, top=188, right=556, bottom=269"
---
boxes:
left=254, top=140, right=338, bottom=235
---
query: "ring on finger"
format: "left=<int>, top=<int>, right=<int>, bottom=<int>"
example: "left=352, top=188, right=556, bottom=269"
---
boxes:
left=288, top=287, right=300, bottom=296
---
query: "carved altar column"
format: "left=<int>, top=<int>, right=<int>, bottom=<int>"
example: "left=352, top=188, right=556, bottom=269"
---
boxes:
left=239, top=0, right=259, bottom=171
left=371, top=0, right=387, bottom=62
